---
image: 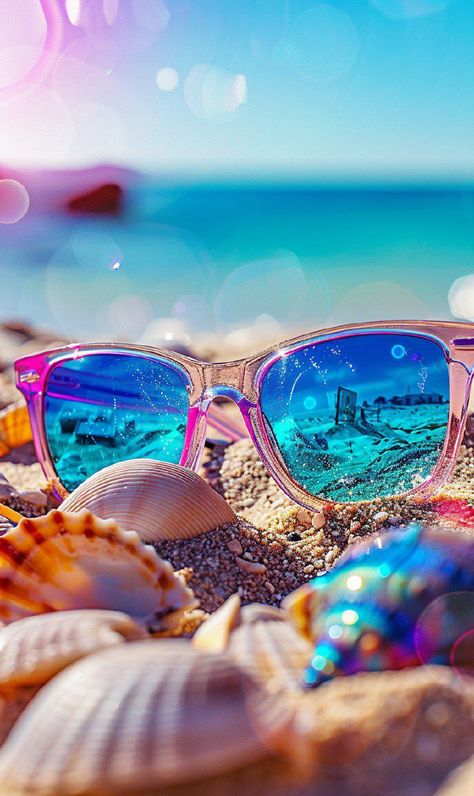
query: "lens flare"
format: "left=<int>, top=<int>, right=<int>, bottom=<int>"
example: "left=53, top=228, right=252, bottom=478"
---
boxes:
left=155, top=67, right=179, bottom=92
left=0, top=180, right=30, bottom=224
left=184, top=64, right=248, bottom=123
left=281, top=4, right=360, bottom=82
left=448, top=274, right=474, bottom=321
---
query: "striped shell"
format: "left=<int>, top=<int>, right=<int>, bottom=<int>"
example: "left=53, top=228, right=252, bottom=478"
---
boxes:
left=0, top=610, right=147, bottom=688
left=284, top=523, right=474, bottom=687
left=0, top=404, right=32, bottom=458
left=0, top=640, right=299, bottom=795
left=194, top=596, right=312, bottom=693
left=61, top=459, right=237, bottom=542
left=0, top=509, right=194, bottom=628
left=0, top=610, right=146, bottom=746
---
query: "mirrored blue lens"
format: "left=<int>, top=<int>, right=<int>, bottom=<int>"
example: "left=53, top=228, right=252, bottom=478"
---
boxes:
left=259, top=333, right=450, bottom=502
left=44, top=353, right=189, bottom=491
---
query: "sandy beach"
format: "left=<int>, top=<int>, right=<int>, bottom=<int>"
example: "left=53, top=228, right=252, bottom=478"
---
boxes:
left=0, top=319, right=472, bottom=795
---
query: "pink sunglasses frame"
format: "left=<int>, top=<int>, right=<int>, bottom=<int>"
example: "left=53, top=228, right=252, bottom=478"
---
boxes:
left=14, top=319, right=474, bottom=508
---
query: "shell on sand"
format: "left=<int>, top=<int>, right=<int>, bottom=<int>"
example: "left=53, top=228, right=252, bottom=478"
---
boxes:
left=0, top=610, right=146, bottom=748
left=193, top=593, right=242, bottom=653
left=193, top=596, right=312, bottom=693
left=0, top=640, right=298, bottom=796
left=0, top=610, right=147, bottom=689
left=0, top=404, right=32, bottom=457
left=228, top=605, right=312, bottom=694
left=61, top=459, right=237, bottom=543
left=0, top=509, right=194, bottom=628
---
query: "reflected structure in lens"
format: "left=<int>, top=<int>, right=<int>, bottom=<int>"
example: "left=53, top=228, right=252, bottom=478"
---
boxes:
left=260, top=333, right=450, bottom=502
left=44, top=353, right=189, bottom=491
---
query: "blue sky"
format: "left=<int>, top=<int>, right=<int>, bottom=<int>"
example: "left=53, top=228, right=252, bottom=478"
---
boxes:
left=0, top=0, right=473, bottom=177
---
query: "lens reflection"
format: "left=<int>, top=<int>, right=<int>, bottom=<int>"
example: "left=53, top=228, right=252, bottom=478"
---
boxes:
left=44, top=353, right=189, bottom=491
left=260, top=333, right=449, bottom=502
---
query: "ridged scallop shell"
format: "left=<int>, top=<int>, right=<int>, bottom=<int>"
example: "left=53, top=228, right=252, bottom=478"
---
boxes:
left=0, top=609, right=147, bottom=689
left=0, top=404, right=32, bottom=457
left=193, top=596, right=312, bottom=693
left=61, top=459, right=237, bottom=542
left=0, top=610, right=146, bottom=747
left=0, top=640, right=301, bottom=796
left=0, top=509, right=194, bottom=627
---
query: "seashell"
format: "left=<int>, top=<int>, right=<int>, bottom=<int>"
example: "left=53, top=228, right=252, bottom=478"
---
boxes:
left=193, top=593, right=241, bottom=653
left=0, top=609, right=147, bottom=689
left=0, top=640, right=302, bottom=795
left=0, top=403, right=32, bottom=457
left=0, top=508, right=194, bottom=628
left=284, top=523, right=474, bottom=688
left=194, top=596, right=312, bottom=694
left=228, top=606, right=313, bottom=694
left=0, top=610, right=146, bottom=747
left=436, top=755, right=474, bottom=796
left=61, top=458, right=237, bottom=542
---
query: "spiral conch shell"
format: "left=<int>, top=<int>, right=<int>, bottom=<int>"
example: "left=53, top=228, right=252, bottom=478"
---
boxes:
left=0, top=509, right=194, bottom=628
left=61, top=459, right=237, bottom=542
left=0, top=641, right=301, bottom=796
left=0, top=610, right=146, bottom=746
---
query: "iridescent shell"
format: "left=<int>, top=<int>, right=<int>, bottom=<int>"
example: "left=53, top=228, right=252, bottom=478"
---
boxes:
left=61, top=458, right=237, bottom=542
left=0, top=641, right=300, bottom=795
left=0, top=509, right=194, bottom=629
left=194, top=595, right=312, bottom=693
left=0, top=610, right=146, bottom=746
left=284, top=524, right=474, bottom=687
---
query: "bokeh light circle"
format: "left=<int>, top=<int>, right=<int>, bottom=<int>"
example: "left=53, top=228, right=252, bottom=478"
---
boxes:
left=69, top=0, right=170, bottom=59
left=0, top=85, right=73, bottom=167
left=0, top=180, right=30, bottom=224
left=156, top=67, right=179, bottom=92
left=329, top=281, right=431, bottom=326
left=184, top=65, right=247, bottom=123
left=448, top=274, right=474, bottom=321
left=369, top=0, right=453, bottom=20
left=213, top=251, right=309, bottom=331
left=281, top=4, right=360, bottom=82
left=0, top=0, right=47, bottom=89
left=415, top=591, right=474, bottom=673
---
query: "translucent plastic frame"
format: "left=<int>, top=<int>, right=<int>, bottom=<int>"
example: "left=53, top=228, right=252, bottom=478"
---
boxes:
left=14, top=320, right=474, bottom=507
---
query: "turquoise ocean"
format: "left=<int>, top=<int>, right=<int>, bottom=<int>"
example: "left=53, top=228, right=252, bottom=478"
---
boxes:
left=1, top=184, right=473, bottom=342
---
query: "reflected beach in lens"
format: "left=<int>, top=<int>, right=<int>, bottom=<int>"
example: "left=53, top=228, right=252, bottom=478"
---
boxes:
left=260, top=333, right=450, bottom=502
left=44, top=353, right=189, bottom=491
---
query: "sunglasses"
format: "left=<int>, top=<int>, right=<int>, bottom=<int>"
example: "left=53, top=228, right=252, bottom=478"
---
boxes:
left=13, top=320, right=474, bottom=507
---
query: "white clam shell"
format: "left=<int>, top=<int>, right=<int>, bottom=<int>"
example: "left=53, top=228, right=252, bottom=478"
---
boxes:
left=0, top=609, right=147, bottom=689
left=0, top=509, right=194, bottom=628
left=61, top=459, right=237, bottom=542
left=0, top=640, right=294, bottom=795
left=0, top=610, right=146, bottom=748
left=193, top=596, right=312, bottom=694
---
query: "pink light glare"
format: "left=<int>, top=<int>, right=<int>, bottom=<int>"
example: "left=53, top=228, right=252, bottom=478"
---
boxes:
left=0, top=180, right=30, bottom=224
left=0, top=1, right=62, bottom=103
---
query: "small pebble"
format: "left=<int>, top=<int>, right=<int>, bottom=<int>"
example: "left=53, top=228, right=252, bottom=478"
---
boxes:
left=311, top=512, right=326, bottom=530
left=373, top=511, right=389, bottom=524
left=235, top=557, right=267, bottom=575
left=227, top=539, right=243, bottom=555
